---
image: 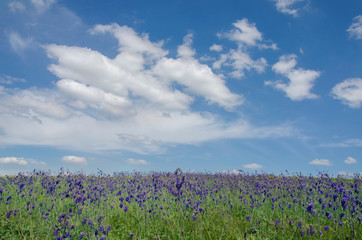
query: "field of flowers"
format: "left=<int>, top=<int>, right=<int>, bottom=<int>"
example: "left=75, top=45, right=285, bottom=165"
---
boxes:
left=0, top=169, right=361, bottom=239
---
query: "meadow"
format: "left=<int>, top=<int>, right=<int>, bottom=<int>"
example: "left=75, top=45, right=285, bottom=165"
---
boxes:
left=0, top=169, right=361, bottom=240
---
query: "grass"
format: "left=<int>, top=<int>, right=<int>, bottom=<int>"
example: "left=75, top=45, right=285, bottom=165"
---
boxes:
left=0, top=170, right=361, bottom=239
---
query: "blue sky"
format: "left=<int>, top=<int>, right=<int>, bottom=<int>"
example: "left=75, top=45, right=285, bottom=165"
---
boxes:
left=0, top=0, right=361, bottom=176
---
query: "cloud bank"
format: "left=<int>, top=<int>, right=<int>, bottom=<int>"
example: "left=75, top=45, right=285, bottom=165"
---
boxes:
left=0, top=21, right=293, bottom=155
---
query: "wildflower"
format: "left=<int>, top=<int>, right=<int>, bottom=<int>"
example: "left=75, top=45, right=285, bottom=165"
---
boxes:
left=124, top=205, right=128, bottom=212
left=306, top=202, right=314, bottom=213
left=319, top=230, right=323, bottom=236
left=298, top=222, right=302, bottom=228
left=341, top=197, right=348, bottom=209
left=130, top=233, right=134, bottom=238
left=79, top=232, right=84, bottom=239
left=279, top=203, right=284, bottom=210
left=275, top=219, right=280, bottom=228
left=339, top=221, right=344, bottom=226
left=324, top=225, right=329, bottom=231
left=309, top=225, right=316, bottom=234
left=246, top=215, right=251, bottom=222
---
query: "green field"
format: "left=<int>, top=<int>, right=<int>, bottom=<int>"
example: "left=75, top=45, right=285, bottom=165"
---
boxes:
left=0, top=169, right=361, bottom=239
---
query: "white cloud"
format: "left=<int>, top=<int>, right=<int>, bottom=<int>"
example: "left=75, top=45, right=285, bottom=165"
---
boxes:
left=125, top=158, right=149, bottom=165
left=0, top=23, right=294, bottom=154
left=0, top=86, right=72, bottom=121
left=272, top=54, right=297, bottom=75
left=216, top=48, right=267, bottom=79
left=321, top=139, right=362, bottom=148
left=331, top=78, right=362, bottom=108
left=273, top=0, right=306, bottom=16
left=177, top=33, right=196, bottom=59
left=0, top=157, right=28, bottom=166
left=344, top=157, right=357, bottom=164
left=213, top=19, right=275, bottom=79
left=30, top=0, right=57, bottom=11
left=347, top=15, right=362, bottom=40
left=269, top=54, right=320, bottom=101
left=8, top=31, right=33, bottom=54
left=57, top=79, right=133, bottom=116
left=309, top=158, right=332, bottom=166
left=31, top=160, right=47, bottom=166
left=218, top=18, right=276, bottom=49
left=8, top=1, right=25, bottom=13
left=243, top=163, right=262, bottom=169
left=210, top=44, right=223, bottom=52
left=0, top=74, right=26, bottom=85
left=221, top=18, right=262, bottom=46
left=61, top=156, right=87, bottom=165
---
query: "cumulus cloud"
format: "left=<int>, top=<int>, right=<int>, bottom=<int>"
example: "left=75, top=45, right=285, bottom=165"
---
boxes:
left=309, top=159, right=332, bottom=166
left=272, top=0, right=307, bottom=16
left=243, top=163, right=263, bottom=169
left=344, top=157, right=357, bottom=164
left=213, top=19, right=274, bottom=79
left=347, top=15, right=362, bottom=40
left=125, top=158, right=149, bottom=165
left=8, top=31, right=33, bottom=54
left=210, top=44, right=222, bottom=52
left=331, top=78, right=362, bottom=108
left=8, top=1, right=26, bottom=13
left=268, top=54, right=320, bottom=100
left=61, top=156, right=87, bottom=165
left=219, top=19, right=262, bottom=46
left=0, top=157, right=28, bottom=166
left=0, top=23, right=293, bottom=154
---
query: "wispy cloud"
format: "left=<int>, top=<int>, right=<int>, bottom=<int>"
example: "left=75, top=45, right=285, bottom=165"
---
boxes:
left=0, top=157, right=28, bottom=166
left=243, top=163, right=263, bottom=169
left=321, top=139, right=362, bottom=148
left=347, top=15, right=362, bottom=40
left=61, top=156, right=87, bottom=165
left=272, top=0, right=307, bottom=17
left=0, top=74, right=26, bottom=85
left=309, top=158, right=332, bottom=166
left=30, top=0, right=57, bottom=12
left=344, top=157, right=357, bottom=165
left=8, top=1, right=26, bottom=13
left=267, top=54, right=320, bottom=101
left=331, top=78, right=362, bottom=108
left=31, top=160, right=47, bottom=166
left=125, top=158, right=149, bottom=165
left=8, top=31, right=33, bottom=54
